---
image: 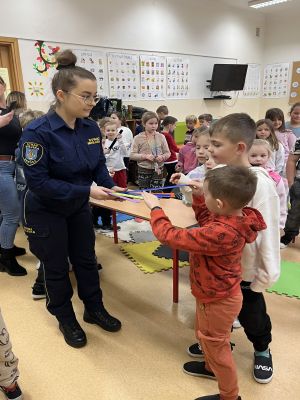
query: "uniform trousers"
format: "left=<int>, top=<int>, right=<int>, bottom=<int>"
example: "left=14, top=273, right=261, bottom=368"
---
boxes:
left=195, top=294, right=242, bottom=400
left=23, top=192, right=103, bottom=323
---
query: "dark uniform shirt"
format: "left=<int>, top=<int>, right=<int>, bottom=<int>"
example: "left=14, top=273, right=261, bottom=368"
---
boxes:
left=19, top=112, right=114, bottom=203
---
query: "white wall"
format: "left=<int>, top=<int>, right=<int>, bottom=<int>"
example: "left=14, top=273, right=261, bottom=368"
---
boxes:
left=1, top=0, right=266, bottom=119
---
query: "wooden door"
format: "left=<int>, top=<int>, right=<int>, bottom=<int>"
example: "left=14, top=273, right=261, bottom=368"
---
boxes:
left=0, top=37, right=24, bottom=94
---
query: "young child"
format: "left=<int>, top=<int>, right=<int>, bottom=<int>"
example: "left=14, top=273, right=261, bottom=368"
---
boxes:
left=103, top=120, right=127, bottom=188
left=280, top=136, right=300, bottom=248
left=265, top=108, right=296, bottom=164
left=286, top=102, right=300, bottom=138
left=156, top=105, right=169, bottom=132
left=130, top=111, right=170, bottom=189
left=161, top=116, right=179, bottom=190
left=143, top=165, right=266, bottom=400
left=109, top=111, right=133, bottom=169
left=198, top=113, right=213, bottom=128
left=176, top=129, right=203, bottom=174
left=184, top=114, right=197, bottom=144
left=249, top=139, right=287, bottom=229
left=183, top=113, right=280, bottom=385
left=256, top=118, right=285, bottom=175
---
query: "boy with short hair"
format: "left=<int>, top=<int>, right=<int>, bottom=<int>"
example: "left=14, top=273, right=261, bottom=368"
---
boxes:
left=143, top=165, right=266, bottom=400
left=156, top=105, right=169, bottom=132
left=198, top=113, right=213, bottom=128
left=184, top=114, right=198, bottom=144
left=185, top=113, right=280, bottom=385
left=161, top=116, right=179, bottom=190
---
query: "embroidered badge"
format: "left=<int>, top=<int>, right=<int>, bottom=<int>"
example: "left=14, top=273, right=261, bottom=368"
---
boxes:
left=22, top=142, right=44, bottom=166
left=87, top=137, right=100, bottom=145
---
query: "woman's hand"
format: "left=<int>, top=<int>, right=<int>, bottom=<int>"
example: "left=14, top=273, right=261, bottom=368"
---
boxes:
left=188, top=180, right=204, bottom=196
left=170, top=173, right=182, bottom=184
left=0, top=111, right=13, bottom=128
left=90, top=185, right=111, bottom=200
left=142, top=192, right=160, bottom=209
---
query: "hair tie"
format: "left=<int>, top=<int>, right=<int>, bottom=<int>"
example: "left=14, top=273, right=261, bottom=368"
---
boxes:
left=56, top=63, right=76, bottom=70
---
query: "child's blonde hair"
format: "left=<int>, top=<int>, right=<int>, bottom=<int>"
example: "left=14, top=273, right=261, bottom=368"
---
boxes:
left=98, top=117, right=112, bottom=130
left=185, top=114, right=197, bottom=124
left=141, top=111, right=159, bottom=126
left=19, top=109, right=44, bottom=129
left=251, top=139, right=272, bottom=157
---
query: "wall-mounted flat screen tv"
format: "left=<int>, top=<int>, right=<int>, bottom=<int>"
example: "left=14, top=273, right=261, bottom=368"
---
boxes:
left=210, top=64, right=248, bottom=91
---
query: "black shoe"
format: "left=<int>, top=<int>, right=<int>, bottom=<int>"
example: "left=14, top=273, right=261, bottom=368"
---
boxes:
left=97, top=263, right=102, bottom=271
left=0, top=245, right=26, bottom=257
left=194, top=395, right=241, bottom=400
left=59, top=320, right=87, bottom=348
left=32, top=282, right=46, bottom=300
left=0, top=382, right=23, bottom=400
left=0, top=249, right=27, bottom=276
left=187, top=342, right=235, bottom=358
left=183, top=361, right=216, bottom=379
left=83, top=308, right=122, bottom=332
left=280, top=234, right=295, bottom=249
left=253, top=350, right=273, bottom=383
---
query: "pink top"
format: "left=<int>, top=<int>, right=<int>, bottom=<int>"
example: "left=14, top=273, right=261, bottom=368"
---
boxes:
left=177, top=142, right=198, bottom=174
left=275, top=129, right=296, bottom=162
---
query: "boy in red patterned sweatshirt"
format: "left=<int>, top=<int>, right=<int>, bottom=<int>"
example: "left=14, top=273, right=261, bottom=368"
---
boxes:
left=142, top=165, right=266, bottom=400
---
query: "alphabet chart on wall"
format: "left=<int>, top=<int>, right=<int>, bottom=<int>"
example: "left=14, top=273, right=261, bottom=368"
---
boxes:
left=166, top=57, right=189, bottom=98
left=73, top=49, right=105, bottom=95
left=107, top=53, right=139, bottom=100
left=242, top=64, right=261, bottom=98
left=140, top=55, right=166, bottom=99
left=262, top=62, right=290, bottom=98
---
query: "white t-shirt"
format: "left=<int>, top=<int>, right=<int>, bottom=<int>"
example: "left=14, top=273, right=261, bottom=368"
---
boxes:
left=104, top=138, right=127, bottom=171
left=118, top=126, right=133, bottom=157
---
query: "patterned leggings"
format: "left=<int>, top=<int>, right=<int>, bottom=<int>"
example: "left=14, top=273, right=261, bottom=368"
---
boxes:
left=0, top=308, right=19, bottom=387
left=138, top=167, right=164, bottom=190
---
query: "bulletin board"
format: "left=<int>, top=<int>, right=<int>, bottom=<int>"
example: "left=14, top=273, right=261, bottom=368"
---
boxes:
left=18, top=38, right=237, bottom=104
left=289, top=61, right=300, bottom=104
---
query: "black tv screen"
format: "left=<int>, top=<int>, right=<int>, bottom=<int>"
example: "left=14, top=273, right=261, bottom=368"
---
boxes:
left=210, top=64, right=248, bottom=91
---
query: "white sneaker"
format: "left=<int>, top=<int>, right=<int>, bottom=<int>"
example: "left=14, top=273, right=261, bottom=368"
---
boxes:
left=280, top=242, right=288, bottom=249
left=232, top=318, right=242, bottom=329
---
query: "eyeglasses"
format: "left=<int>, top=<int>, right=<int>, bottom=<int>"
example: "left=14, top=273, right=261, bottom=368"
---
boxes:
left=64, top=91, right=100, bottom=105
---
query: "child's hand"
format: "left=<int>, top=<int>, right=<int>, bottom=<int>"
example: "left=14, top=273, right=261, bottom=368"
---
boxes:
left=155, top=155, right=164, bottom=163
left=188, top=180, right=204, bottom=196
left=175, top=164, right=182, bottom=172
left=103, top=148, right=110, bottom=155
left=144, top=154, right=155, bottom=161
left=170, top=173, right=182, bottom=184
left=142, top=192, right=160, bottom=209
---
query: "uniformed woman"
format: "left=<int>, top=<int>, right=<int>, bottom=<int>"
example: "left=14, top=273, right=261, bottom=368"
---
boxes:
left=20, top=50, right=124, bottom=348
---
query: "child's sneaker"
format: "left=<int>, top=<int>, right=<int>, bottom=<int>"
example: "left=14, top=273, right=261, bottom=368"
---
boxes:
left=183, top=361, right=216, bottom=379
left=187, top=343, right=205, bottom=359
left=253, top=350, right=273, bottom=384
left=280, top=234, right=295, bottom=249
left=32, top=282, right=46, bottom=300
left=187, top=342, right=235, bottom=358
left=232, top=318, right=242, bottom=329
left=0, top=382, right=23, bottom=400
left=194, top=395, right=242, bottom=400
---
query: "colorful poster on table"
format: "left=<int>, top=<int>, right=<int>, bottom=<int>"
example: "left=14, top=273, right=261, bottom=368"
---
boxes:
left=288, top=61, right=300, bottom=104
left=140, top=55, right=166, bottom=99
left=242, top=64, right=261, bottom=98
left=73, top=49, right=105, bottom=95
left=166, top=57, right=189, bottom=98
left=107, top=53, right=138, bottom=100
left=262, top=63, right=290, bottom=98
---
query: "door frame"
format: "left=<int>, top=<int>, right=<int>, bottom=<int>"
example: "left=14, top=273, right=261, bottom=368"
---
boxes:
left=0, top=36, right=24, bottom=91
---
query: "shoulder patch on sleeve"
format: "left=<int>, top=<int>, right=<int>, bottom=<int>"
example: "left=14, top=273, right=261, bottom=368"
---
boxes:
left=22, top=142, right=44, bottom=166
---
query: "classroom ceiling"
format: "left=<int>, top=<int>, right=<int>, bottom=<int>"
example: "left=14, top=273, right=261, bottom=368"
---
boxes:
left=219, top=0, right=300, bottom=16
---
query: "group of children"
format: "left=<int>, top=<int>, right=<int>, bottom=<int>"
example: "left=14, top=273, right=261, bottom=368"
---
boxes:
left=9, top=100, right=300, bottom=400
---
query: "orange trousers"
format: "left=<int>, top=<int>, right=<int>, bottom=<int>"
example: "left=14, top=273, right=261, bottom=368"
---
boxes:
left=195, top=293, right=243, bottom=400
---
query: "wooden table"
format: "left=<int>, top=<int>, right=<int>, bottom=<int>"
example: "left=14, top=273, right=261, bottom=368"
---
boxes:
left=90, top=197, right=197, bottom=303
